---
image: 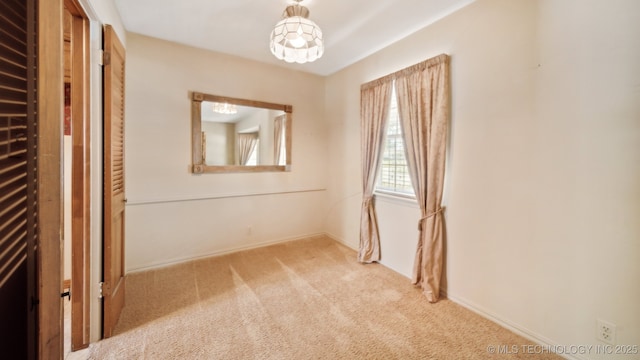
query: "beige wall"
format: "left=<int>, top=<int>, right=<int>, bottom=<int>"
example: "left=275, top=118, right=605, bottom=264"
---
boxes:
left=324, top=0, right=640, bottom=357
left=202, top=121, right=234, bottom=165
left=123, top=33, right=328, bottom=272
left=81, top=0, right=126, bottom=43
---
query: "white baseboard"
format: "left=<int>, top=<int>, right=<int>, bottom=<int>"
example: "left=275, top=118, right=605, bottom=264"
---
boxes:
left=443, top=291, right=586, bottom=360
left=328, top=234, right=594, bottom=360
left=323, top=231, right=358, bottom=252
left=324, top=232, right=583, bottom=360
left=126, top=232, right=326, bottom=274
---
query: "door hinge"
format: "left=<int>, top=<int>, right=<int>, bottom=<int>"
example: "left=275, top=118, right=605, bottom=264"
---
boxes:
left=103, top=50, right=111, bottom=66
left=98, top=281, right=111, bottom=298
left=61, top=290, right=71, bottom=301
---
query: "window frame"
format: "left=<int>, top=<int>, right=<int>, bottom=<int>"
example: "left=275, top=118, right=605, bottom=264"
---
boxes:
left=374, top=84, right=416, bottom=200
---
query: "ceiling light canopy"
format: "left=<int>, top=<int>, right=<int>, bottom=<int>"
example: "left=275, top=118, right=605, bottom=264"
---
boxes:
left=270, top=0, right=324, bottom=64
left=212, top=102, right=237, bottom=115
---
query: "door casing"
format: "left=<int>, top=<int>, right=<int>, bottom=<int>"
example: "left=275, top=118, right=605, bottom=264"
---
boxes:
left=64, top=0, right=92, bottom=350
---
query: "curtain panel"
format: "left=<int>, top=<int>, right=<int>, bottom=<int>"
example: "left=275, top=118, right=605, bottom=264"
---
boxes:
left=359, top=53, right=450, bottom=302
left=237, top=132, right=259, bottom=165
left=273, top=115, right=286, bottom=165
left=395, top=54, right=450, bottom=302
left=358, top=80, right=393, bottom=263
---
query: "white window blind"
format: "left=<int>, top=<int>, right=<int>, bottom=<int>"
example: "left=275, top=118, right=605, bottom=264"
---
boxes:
left=376, top=86, right=414, bottom=196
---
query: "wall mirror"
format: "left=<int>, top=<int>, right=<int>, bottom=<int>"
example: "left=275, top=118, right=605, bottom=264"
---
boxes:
left=190, top=92, right=292, bottom=173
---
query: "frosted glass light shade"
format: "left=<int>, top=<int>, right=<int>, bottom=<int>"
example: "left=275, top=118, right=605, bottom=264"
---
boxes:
left=270, top=7, right=324, bottom=64
left=212, top=102, right=237, bottom=114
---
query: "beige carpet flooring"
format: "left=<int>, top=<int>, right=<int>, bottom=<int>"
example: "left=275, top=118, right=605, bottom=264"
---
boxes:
left=88, top=235, right=560, bottom=359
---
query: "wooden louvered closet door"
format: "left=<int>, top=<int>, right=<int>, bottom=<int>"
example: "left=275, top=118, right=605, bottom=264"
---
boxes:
left=0, top=0, right=38, bottom=358
left=102, top=24, right=126, bottom=338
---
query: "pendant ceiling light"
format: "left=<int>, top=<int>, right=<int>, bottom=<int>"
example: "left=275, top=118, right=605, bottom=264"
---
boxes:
left=270, top=0, right=324, bottom=64
left=212, top=102, right=237, bottom=115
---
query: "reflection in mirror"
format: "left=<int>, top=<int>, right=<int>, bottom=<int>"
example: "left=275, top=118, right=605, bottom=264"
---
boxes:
left=191, top=92, right=292, bottom=173
left=201, top=102, right=286, bottom=166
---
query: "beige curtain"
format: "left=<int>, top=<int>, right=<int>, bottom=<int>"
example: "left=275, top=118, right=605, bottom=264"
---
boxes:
left=358, top=79, right=393, bottom=263
left=273, top=115, right=286, bottom=165
left=237, top=132, right=258, bottom=165
left=395, top=54, right=450, bottom=302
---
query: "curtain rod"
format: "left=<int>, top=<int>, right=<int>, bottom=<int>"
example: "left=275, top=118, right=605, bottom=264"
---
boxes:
left=361, top=53, right=450, bottom=91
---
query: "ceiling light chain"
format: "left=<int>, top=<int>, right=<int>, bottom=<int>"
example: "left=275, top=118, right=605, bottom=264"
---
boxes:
left=270, top=0, right=324, bottom=64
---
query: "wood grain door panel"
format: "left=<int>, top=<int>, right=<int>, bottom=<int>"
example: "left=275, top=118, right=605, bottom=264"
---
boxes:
left=102, top=24, right=126, bottom=338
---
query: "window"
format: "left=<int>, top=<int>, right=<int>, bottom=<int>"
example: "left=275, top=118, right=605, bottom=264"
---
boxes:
left=376, top=86, right=414, bottom=196
left=245, top=139, right=259, bottom=166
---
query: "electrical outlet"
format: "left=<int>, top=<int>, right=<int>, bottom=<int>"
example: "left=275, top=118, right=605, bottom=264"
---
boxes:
left=596, top=319, right=616, bottom=345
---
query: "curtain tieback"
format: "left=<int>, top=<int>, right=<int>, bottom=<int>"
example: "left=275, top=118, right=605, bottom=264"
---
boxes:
left=418, top=207, right=444, bottom=231
left=363, top=195, right=375, bottom=208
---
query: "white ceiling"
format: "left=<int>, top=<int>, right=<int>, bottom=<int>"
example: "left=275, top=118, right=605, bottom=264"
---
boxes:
left=113, top=0, right=474, bottom=76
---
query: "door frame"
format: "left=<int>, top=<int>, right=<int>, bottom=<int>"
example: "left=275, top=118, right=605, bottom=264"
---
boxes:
left=64, top=0, right=92, bottom=350
left=38, top=0, right=64, bottom=357
left=38, top=0, right=95, bottom=356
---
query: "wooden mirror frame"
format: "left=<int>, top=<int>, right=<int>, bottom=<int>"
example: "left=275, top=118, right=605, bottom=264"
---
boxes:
left=190, top=92, right=292, bottom=173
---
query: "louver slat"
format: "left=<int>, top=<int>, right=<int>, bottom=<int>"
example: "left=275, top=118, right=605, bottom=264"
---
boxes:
left=0, top=0, right=29, bottom=288
left=0, top=0, right=37, bottom=358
